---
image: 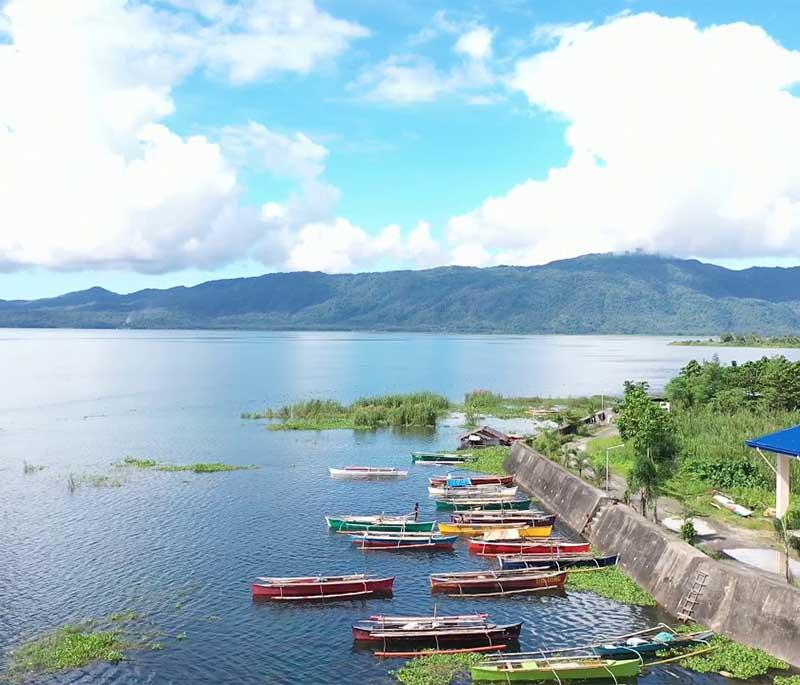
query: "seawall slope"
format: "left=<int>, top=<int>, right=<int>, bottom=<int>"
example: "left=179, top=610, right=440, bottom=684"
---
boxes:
left=507, top=442, right=800, bottom=666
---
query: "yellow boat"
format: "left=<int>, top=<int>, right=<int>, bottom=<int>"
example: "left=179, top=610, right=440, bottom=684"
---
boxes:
left=438, top=522, right=554, bottom=538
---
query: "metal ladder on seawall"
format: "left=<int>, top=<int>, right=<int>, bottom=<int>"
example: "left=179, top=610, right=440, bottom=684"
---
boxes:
left=677, top=570, right=709, bottom=621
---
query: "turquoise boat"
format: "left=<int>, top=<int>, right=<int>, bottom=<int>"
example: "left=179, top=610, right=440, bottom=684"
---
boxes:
left=325, top=515, right=436, bottom=533
left=436, top=498, right=532, bottom=512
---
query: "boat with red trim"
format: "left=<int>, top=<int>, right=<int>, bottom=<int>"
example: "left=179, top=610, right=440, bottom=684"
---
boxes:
left=252, top=573, right=395, bottom=600
left=353, top=613, right=523, bottom=647
left=430, top=569, right=567, bottom=596
left=429, top=474, right=514, bottom=487
left=499, top=553, right=619, bottom=571
left=329, top=466, right=408, bottom=479
left=468, top=536, right=591, bottom=556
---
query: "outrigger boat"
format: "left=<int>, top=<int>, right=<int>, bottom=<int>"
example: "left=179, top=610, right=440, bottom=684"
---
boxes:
left=468, top=535, right=591, bottom=556
left=438, top=522, right=554, bottom=538
left=590, top=624, right=714, bottom=658
left=430, top=474, right=514, bottom=487
left=326, top=514, right=436, bottom=533
left=329, top=466, right=408, bottom=479
left=353, top=612, right=523, bottom=647
left=252, top=573, right=394, bottom=600
left=471, top=655, right=641, bottom=681
left=451, top=511, right=556, bottom=527
left=499, top=553, right=619, bottom=571
left=437, top=498, right=532, bottom=512
left=412, top=452, right=477, bottom=465
left=430, top=569, right=567, bottom=596
left=428, top=484, right=519, bottom=497
left=351, top=531, right=458, bottom=551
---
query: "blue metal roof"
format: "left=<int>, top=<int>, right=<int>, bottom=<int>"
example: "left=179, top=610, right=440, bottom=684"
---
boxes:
left=746, top=425, right=800, bottom=458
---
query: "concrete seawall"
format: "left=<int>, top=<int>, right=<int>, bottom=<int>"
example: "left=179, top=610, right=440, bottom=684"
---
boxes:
left=507, top=442, right=800, bottom=667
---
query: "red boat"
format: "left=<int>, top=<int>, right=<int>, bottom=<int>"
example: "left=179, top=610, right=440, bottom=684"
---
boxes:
left=429, top=474, right=514, bottom=487
left=467, top=538, right=591, bottom=556
left=430, top=569, right=567, bottom=595
left=353, top=613, right=522, bottom=646
left=252, top=573, right=395, bottom=600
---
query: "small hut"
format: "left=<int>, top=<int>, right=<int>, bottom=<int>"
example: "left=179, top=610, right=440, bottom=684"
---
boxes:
left=458, top=426, right=512, bottom=450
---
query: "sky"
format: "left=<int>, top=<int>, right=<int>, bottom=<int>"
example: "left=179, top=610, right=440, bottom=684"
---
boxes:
left=2, top=1, right=800, bottom=299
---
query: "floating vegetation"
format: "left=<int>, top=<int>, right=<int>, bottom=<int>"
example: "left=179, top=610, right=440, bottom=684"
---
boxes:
left=394, top=653, right=483, bottom=685
left=120, top=458, right=257, bottom=473
left=565, top=568, right=656, bottom=606
left=774, top=676, right=800, bottom=685
left=23, top=461, right=45, bottom=474
left=679, top=635, right=789, bottom=680
left=469, top=446, right=511, bottom=475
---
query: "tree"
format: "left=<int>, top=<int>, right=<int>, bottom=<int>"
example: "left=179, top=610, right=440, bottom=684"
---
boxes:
left=774, top=517, right=800, bottom=585
left=617, top=381, right=677, bottom=520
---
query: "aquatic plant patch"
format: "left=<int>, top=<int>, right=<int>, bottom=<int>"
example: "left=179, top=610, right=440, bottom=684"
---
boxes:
left=469, top=446, right=511, bottom=475
left=679, top=636, right=788, bottom=680
left=394, top=653, right=483, bottom=685
left=565, top=568, right=656, bottom=606
left=120, top=458, right=257, bottom=473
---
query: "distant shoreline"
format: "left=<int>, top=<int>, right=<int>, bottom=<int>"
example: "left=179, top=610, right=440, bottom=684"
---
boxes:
left=671, top=335, right=800, bottom=349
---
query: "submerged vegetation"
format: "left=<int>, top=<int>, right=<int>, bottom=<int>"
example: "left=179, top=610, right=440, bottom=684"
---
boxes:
left=671, top=333, right=800, bottom=348
left=394, top=653, right=483, bottom=685
left=565, top=568, right=656, bottom=606
left=120, top=458, right=257, bottom=473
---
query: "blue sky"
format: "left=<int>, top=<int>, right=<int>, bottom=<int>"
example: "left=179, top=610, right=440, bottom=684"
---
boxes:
left=2, top=0, right=800, bottom=299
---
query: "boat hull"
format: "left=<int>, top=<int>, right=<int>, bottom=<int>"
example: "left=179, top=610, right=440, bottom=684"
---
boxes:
left=326, top=517, right=435, bottom=533
left=499, top=554, right=619, bottom=571
left=431, top=571, right=566, bottom=594
left=352, top=534, right=458, bottom=550
left=252, top=576, right=395, bottom=599
left=452, top=513, right=556, bottom=527
left=468, top=540, right=591, bottom=556
left=353, top=622, right=523, bottom=646
left=430, top=475, right=514, bottom=487
left=471, top=658, right=641, bottom=681
left=329, top=467, right=408, bottom=479
left=437, top=499, right=532, bottom=511
left=438, top=523, right=553, bottom=538
left=595, top=631, right=714, bottom=658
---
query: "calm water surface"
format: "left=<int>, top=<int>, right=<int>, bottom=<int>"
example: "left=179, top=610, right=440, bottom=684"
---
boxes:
left=2, top=330, right=796, bottom=684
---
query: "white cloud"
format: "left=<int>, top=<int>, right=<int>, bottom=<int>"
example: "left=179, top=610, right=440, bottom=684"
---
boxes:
left=448, top=13, right=800, bottom=264
left=0, top=0, right=366, bottom=273
left=455, top=26, right=493, bottom=60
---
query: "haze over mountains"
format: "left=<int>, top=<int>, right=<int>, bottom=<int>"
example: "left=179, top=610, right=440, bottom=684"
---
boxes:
left=3, top=253, right=800, bottom=335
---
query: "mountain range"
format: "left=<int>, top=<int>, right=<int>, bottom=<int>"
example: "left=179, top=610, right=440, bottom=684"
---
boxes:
left=3, top=253, right=800, bottom=334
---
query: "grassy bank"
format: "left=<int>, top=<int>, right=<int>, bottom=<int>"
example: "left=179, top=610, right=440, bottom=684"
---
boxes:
left=394, top=653, right=482, bottom=685
left=671, top=334, right=800, bottom=348
left=120, top=458, right=257, bottom=473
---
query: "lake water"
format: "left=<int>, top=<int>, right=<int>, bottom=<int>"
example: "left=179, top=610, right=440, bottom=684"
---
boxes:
left=2, top=329, right=796, bottom=685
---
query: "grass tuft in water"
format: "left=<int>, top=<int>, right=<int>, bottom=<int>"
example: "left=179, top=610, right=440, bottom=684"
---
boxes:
left=122, top=457, right=158, bottom=468
left=565, top=567, right=656, bottom=606
left=23, top=461, right=45, bottom=474
left=394, top=653, right=483, bottom=685
left=120, top=458, right=257, bottom=473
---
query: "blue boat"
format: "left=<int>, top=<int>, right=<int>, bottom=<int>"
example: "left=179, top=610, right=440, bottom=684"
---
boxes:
left=593, top=628, right=714, bottom=658
left=351, top=531, right=459, bottom=550
left=499, top=553, right=619, bottom=572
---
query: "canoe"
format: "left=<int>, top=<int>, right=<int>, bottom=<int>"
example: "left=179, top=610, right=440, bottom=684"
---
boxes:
left=353, top=614, right=523, bottom=646
left=468, top=538, right=591, bottom=556
left=326, top=515, right=436, bottom=533
left=472, top=656, right=641, bottom=681
left=437, top=498, right=532, bottom=512
left=252, top=573, right=394, bottom=600
left=351, top=531, right=458, bottom=550
left=430, top=569, right=567, bottom=595
left=594, top=628, right=714, bottom=658
left=438, top=522, right=554, bottom=538
left=451, top=512, right=556, bottom=527
left=499, top=553, right=619, bottom=571
left=428, top=485, right=519, bottom=497
left=329, top=466, right=409, bottom=479
left=412, top=452, right=477, bottom=464
left=430, top=474, right=514, bottom=487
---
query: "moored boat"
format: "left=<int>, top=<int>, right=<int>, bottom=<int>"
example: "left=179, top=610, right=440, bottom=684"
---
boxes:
left=437, top=498, right=532, bottom=512
left=592, top=626, right=714, bottom=658
left=326, top=514, right=436, bottom=533
left=438, top=522, right=553, bottom=538
left=329, top=466, right=408, bottom=479
left=353, top=613, right=523, bottom=647
left=468, top=537, right=591, bottom=556
left=351, top=531, right=458, bottom=550
left=430, top=569, right=567, bottom=595
left=428, top=485, right=519, bottom=497
left=499, top=553, right=619, bottom=571
left=471, top=655, right=641, bottom=681
left=429, top=474, right=514, bottom=487
left=412, top=452, right=477, bottom=465
left=252, top=573, right=394, bottom=600
left=451, top=511, right=556, bottom=527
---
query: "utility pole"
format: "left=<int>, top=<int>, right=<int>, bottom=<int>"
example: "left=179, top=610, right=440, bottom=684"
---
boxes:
left=606, top=443, right=625, bottom=494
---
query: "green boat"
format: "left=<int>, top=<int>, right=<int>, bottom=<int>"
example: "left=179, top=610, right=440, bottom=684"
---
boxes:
left=472, top=656, right=641, bottom=681
left=325, top=515, right=436, bottom=533
left=435, top=498, right=532, bottom=512
left=411, top=451, right=476, bottom=464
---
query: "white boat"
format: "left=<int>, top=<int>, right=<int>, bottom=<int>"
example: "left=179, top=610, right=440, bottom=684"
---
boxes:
left=428, top=485, right=518, bottom=497
left=329, top=466, right=409, bottom=480
left=713, top=494, right=753, bottom=517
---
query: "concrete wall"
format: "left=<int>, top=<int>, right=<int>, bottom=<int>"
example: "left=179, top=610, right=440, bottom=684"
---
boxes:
left=507, top=442, right=800, bottom=667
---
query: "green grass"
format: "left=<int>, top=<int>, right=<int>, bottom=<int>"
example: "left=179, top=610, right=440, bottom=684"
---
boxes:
left=774, top=676, right=800, bottom=685
left=462, top=390, right=608, bottom=422
left=565, top=568, right=656, bottom=606
left=584, top=436, right=635, bottom=479
left=394, top=653, right=483, bottom=685
left=468, top=446, right=512, bottom=475
left=267, top=417, right=356, bottom=431
left=679, top=635, right=789, bottom=679
left=7, top=625, right=127, bottom=678
left=120, top=459, right=257, bottom=473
